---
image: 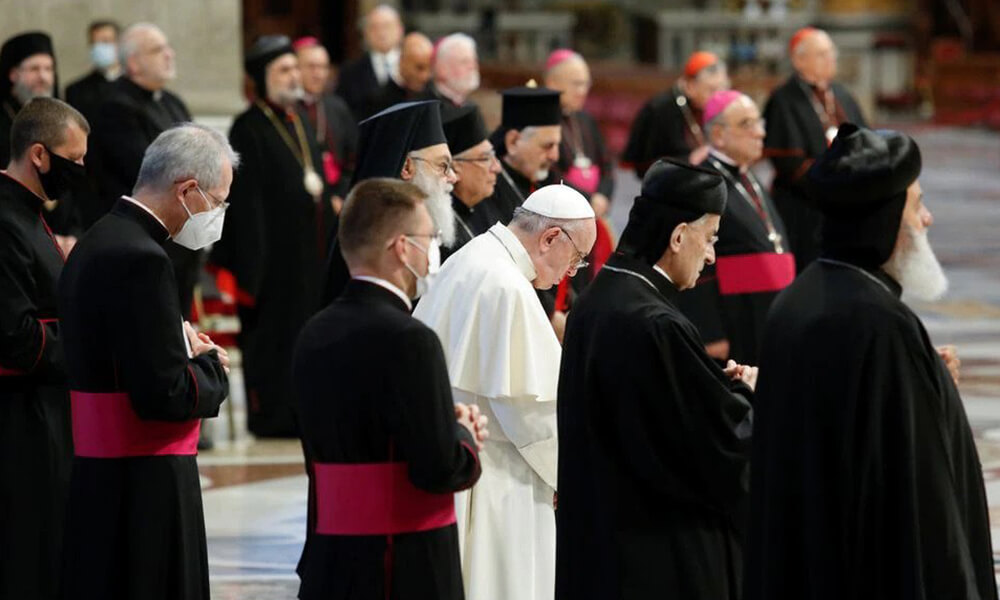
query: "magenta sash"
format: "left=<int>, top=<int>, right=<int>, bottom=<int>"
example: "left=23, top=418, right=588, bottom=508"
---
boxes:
left=314, top=461, right=457, bottom=536
left=564, top=164, right=600, bottom=196
left=70, top=391, right=200, bottom=458
left=716, top=252, right=796, bottom=295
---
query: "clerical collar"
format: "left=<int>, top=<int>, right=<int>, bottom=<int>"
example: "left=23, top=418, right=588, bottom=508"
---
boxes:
left=121, top=195, right=169, bottom=234
left=0, top=170, right=45, bottom=208
left=352, top=276, right=412, bottom=310
left=708, top=149, right=745, bottom=173
left=652, top=265, right=675, bottom=285
left=488, top=223, right=537, bottom=282
left=433, top=81, right=465, bottom=107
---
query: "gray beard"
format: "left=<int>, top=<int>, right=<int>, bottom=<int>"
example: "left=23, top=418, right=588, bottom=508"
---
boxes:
left=883, top=223, right=948, bottom=303
left=412, top=167, right=457, bottom=246
left=12, top=80, right=53, bottom=105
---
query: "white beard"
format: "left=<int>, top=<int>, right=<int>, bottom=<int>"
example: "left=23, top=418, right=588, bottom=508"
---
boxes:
left=534, top=169, right=550, bottom=182
left=455, top=70, right=480, bottom=97
left=412, top=166, right=457, bottom=246
left=883, top=223, right=949, bottom=302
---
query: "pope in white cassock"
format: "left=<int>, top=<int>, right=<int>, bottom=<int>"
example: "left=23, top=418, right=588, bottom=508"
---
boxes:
left=415, top=184, right=597, bottom=600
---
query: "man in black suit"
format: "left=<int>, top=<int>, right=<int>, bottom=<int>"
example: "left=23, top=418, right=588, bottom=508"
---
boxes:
left=335, top=4, right=403, bottom=120
left=65, top=20, right=121, bottom=125
left=90, top=23, right=199, bottom=320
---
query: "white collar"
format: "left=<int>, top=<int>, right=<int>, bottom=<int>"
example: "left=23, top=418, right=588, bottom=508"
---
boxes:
left=352, top=275, right=413, bottom=310
left=488, top=223, right=537, bottom=282
left=652, top=265, right=675, bottom=284
left=121, top=195, right=169, bottom=234
left=708, top=148, right=749, bottom=173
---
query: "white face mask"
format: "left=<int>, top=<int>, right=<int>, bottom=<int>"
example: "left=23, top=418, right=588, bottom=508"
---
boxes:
left=403, top=235, right=441, bottom=299
left=173, top=187, right=226, bottom=250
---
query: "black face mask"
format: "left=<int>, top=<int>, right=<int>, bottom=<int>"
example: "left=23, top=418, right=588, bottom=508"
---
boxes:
left=38, top=146, right=86, bottom=200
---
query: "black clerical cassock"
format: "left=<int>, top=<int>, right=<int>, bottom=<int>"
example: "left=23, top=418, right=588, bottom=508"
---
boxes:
left=622, top=84, right=705, bottom=178
left=320, top=100, right=446, bottom=305
left=744, top=124, right=997, bottom=600
left=763, top=73, right=865, bottom=271
left=440, top=104, right=488, bottom=261
left=473, top=86, right=561, bottom=234
left=58, top=198, right=228, bottom=599
left=209, top=36, right=333, bottom=437
left=90, top=69, right=198, bottom=318
left=556, top=159, right=754, bottom=600
left=0, top=172, right=71, bottom=600
left=294, top=279, right=481, bottom=600
left=676, top=152, right=794, bottom=364
left=300, top=90, right=358, bottom=201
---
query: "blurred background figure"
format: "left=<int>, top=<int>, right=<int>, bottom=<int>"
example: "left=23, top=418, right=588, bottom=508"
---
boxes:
left=0, top=31, right=57, bottom=167
left=763, top=27, right=866, bottom=272
left=294, top=35, right=357, bottom=209
left=430, top=32, right=481, bottom=116
left=623, top=50, right=729, bottom=176
left=335, top=3, right=403, bottom=120
left=367, top=31, right=434, bottom=116
left=65, top=20, right=120, bottom=126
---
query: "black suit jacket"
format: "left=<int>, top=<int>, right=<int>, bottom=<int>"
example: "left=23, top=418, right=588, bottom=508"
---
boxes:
left=335, top=53, right=383, bottom=121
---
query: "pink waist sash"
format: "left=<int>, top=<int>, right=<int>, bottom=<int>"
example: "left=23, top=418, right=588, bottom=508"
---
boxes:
left=716, top=252, right=796, bottom=295
left=314, top=461, right=457, bottom=536
left=70, top=391, right=200, bottom=458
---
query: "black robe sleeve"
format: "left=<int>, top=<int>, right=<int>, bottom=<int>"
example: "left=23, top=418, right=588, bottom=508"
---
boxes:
left=0, top=221, right=62, bottom=377
left=609, top=314, right=752, bottom=514
left=211, top=118, right=268, bottom=305
left=385, top=325, right=481, bottom=494
left=114, top=250, right=228, bottom=421
left=675, top=264, right=726, bottom=345
left=763, top=91, right=812, bottom=190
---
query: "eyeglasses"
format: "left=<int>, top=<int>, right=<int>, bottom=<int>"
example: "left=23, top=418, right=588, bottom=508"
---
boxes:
left=410, top=156, right=456, bottom=177
left=729, top=117, right=766, bottom=132
left=453, top=149, right=497, bottom=165
left=180, top=182, right=229, bottom=212
left=390, top=230, right=442, bottom=250
left=558, top=227, right=589, bottom=271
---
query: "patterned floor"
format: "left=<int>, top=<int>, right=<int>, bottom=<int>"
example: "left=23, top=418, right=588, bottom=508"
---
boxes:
left=199, top=125, right=1000, bottom=597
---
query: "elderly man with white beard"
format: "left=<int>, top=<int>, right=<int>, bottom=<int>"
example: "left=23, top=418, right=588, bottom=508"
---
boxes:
left=429, top=33, right=481, bottom=118
left=321, top=99, right=458, bottom=305
left=744, top=124, right=996, bottom=600
left=415, top=184, right=597, bottom=600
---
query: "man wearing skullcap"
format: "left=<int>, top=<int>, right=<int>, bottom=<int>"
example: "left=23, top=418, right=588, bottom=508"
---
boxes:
left=319, top=99, right=458, bottom=305
left=294, top=36, right=358, bottom=208
left=0, top=32, right=57, bottom=167
left=441, top=104, right=500, bottom=259
left=210, top=35, right=331, bottom=437
left=675, top=90, right=793, bottom=364
left=545, top=49, right=616, bottom=295
left=556, top=158, right=756, bottom=600
left=763, top=27, right=866, bottom=271
left=744, top=124, right=995, bottom=600
left=90, top=24, right=199, bottom=320
left=470, top=85, right=562, bottom=235
left=623, top=51, right=729, bottom=177
left=415, top=185, right=597, bottom=600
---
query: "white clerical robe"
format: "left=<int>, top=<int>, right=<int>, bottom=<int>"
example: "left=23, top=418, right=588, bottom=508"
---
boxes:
left=414, top=223, right=561, bottom=600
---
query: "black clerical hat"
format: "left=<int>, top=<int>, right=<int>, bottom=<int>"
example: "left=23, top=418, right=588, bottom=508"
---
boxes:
left=351, top=100, right=447, bottom=185
left=617, top=158, right=727, bottom=265
left=808, top=123, right=922, bottom=267
left=500, top=86, right=561, bottom=131
left=442, top=105, right=488, bottom=156
left=0, top=31, right=55, bottom=100
left=244, top=35, right=295, bottom=97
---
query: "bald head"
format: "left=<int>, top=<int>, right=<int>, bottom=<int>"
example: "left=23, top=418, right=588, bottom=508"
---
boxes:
left=792, top=29, right=838, bottom=87
left=544, top=53, right=590, bottom=114
left=365, top=5, right=403, bottom=54
left=120, top=23, right=176, bottom=90
left=399, top=32, right=433, bottom=93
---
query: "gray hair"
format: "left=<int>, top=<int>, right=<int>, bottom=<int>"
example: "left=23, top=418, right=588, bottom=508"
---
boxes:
left=510, top=206, right=590, bottom=236
left=435, top=33, right=476, bottom=65
left=134, top=123, right=240, bottom=193
left=119, top=22, right=162, bottom=64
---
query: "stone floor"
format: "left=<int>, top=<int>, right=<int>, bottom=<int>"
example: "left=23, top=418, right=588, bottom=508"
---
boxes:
left=199, top=124, right=1000, bottom=598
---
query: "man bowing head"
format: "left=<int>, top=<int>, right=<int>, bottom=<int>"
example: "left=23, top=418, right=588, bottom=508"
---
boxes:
left=414, top=184, right=595, bottom=600
left=556, top=158, right=756, bottom=600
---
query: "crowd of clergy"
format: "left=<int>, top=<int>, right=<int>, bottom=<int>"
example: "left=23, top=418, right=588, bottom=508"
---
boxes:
left=0, top=4, right=995, bottom=600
